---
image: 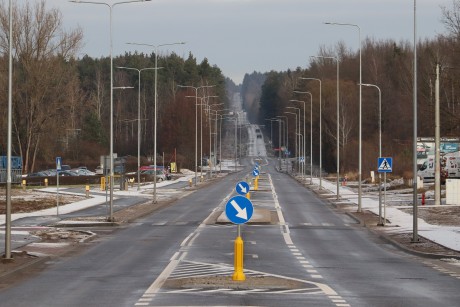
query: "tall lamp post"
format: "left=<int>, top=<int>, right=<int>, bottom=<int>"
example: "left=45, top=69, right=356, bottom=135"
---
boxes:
left=208, top=102, right=223, bottom=177
left=289, top=97, right=313, bottom=184
left=269, top=118, right=283, bottom=169
left=412, top=0, right=419, bottom=242
left=277, top=115, right=289, bottom=172
left=4, top=0, right=13, bottom=261
left=127, top=42, right=185, bottom=202
left=300, top=77, right=322, bottom=189
left=116, top=66, right=157, bottom=190
left=325, top=21, right=362, bottom=211
left=292, top=92, right=313, bottom=184
left=285, top=111, right=298, bottom=174
left=286, top=106, right=301, bottom=173
left=70, top=0, right=150, bottom=221
left=178, top=85, right=215, bottom=186
left=361, top=83, right=383, bottom=225
left=311, top=55, right=340, bottom=199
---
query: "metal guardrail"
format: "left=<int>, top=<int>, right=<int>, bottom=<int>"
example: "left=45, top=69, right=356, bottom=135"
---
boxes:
left=0, top=169, right=23, bottom=183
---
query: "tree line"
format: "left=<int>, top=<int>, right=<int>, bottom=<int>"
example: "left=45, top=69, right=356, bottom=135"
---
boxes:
left=245, top=1, right=460, bottom=178
left=0, top=1, right=228, bottom=174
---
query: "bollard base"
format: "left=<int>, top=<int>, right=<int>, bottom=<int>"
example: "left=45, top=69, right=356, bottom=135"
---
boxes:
left=232, top=236, right=246, bottom=281
left=232, top=270, right=246, bottom=281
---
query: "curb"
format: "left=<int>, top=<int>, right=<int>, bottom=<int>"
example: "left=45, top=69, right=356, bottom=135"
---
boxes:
left=297, top=175, right=460, bottom=260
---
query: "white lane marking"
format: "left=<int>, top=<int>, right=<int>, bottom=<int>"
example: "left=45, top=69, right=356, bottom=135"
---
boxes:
left=267, top=173, right=349, bottom=303
left=180, top=232, right=195, bottom=247
left=138, top=187, right=237, bottom=302
left=144, top=260, right=179, bottom=294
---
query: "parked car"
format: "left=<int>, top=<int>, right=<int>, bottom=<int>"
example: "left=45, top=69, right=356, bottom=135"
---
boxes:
left=95, top=166, right=104, bottom=175
left=140, top=169, right=167, bottom=182
left=58, top=170, right=78, bottom=176
left=27, top=171, right=48, bottom=177
left=71, top=168, right=96, bottom=176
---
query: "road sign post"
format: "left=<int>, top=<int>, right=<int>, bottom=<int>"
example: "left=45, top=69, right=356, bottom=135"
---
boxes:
left=56, top=157, right=61, bottom=216
left=225, top=195, right=254, bottom=281
left=378, top=157, right=393, bottom=226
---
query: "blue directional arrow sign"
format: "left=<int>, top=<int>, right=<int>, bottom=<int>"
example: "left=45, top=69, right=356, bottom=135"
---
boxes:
left=225, top=195, right=254, bottom=224
left=252, top=169, right=260, bottom=176
left=235, top=181, right=250, bottom=195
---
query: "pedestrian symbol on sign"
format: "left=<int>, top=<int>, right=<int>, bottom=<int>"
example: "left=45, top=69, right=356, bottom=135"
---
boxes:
left=378, top=157, right=392, bottom=173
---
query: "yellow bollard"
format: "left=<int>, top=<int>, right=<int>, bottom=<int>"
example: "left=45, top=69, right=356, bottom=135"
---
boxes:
left=232, top=236, right=246, bottom=281
left=22, top=179, right=26, bottom=190
left=246, top=192, right=250, bottom=199
left=254, top=177, right=259, bottom=191
left=189, top=179, right=193, bottom=187
left=85, top=185, right=90, bottom=197
left=44, top=178, right=48, bottom=187
left=100, top=177, right=106, bottom=191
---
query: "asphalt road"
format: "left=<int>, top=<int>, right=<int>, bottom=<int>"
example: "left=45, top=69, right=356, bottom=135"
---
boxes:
left=1, top=157, right=460, bottom=306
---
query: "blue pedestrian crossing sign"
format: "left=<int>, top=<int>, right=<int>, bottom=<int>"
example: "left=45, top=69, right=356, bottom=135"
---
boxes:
left=252, top=169, right=260, bottom=176
left=225, top=195, right=254, bottom=224
left=378, top=157, right=393, bottom=173
left=235, top=181, right=250, bottom=195
left=56, top=157, right=62, bottom=171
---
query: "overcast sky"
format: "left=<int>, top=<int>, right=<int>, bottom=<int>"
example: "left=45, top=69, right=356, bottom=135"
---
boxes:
left=43, top=0, right=451, bottom=84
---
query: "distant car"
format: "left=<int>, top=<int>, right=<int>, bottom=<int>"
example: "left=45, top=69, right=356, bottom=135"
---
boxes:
left=71, top=168, right=96, bottom=176
left=58, top=170, right=78, bottom=176
left=95, top=166, right=104, bottom=175
left=27, top=171, right=47, bottom=177
left=61, top=165, right=71, bottom=171
left=140, top=169, right=166, bottom=182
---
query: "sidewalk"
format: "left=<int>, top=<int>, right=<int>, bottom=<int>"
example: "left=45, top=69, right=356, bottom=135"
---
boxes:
left=0, top=173, right=196, bottom=227
left=307, top=177, right=460, bottom=252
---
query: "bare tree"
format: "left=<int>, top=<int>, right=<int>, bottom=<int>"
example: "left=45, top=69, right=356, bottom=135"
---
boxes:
left=441, top=0, right=460, bottom=38
left=0, top=1, right=83, bottom=172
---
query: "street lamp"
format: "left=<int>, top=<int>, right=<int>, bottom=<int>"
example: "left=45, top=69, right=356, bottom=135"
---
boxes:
left=286, top=106, right=301, bottom=172
left=208, top=102, right=223, bottom=177
left=412, top=0, right=419, bottom=242
left=276, top=115, right=289, bottom=172
left=311, top=55, right=340, bottom=199
left=202, top=95, right=219, bottom=179
left=116, top=66, right=157, bottom=191
left=273, top=119, right=283, bottom=167
left=360, top=83, right=383, bottom=225
left=127, top=42, right=185, bottom=203
left=292, top=93, right=312, bottom=183
left=178, top=84, right=215, bottom=186
left=70, top=0, right=151, bottom=221
left=5, top=0, right=13, bottom=261
left=299, top=77, right=322, bottom=189
left=285, top=111, right=298, bottom=173
left=289, top=97, right=313, bottom=184
left=325, top=21, right=362, bottom=211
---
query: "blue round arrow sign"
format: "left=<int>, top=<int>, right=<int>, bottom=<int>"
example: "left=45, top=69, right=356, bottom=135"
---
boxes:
left=235, top=181, right=250, bottom=195
left=225, top=195, right=254, bottom=224
left=252, top=169, right=260, bottom=176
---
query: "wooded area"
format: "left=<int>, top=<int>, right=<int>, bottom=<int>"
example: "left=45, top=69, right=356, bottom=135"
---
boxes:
left=0, top=1, right=228, bottom=173
left=244, top=1, right=460, bottom=177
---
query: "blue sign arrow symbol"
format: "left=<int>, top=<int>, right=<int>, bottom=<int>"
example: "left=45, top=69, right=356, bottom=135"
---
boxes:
left=225, top=196, right=254, bottom=224
left=231, top=199, right=247, bottom=220
left=236, top=181, right=250, bottom=195
left=252, top=169, right=259, bottom=176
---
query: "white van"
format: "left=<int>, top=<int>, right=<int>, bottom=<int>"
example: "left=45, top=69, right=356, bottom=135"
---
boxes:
left=418, top=153, right=460, bottom=182
left=418, top=157, right=435, bottom=181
